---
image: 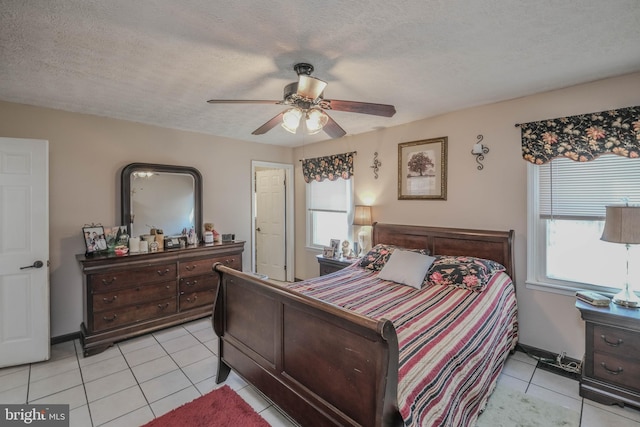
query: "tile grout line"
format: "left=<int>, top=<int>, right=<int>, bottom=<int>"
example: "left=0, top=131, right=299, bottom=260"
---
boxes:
left=74, top=339, right=95, bottom=427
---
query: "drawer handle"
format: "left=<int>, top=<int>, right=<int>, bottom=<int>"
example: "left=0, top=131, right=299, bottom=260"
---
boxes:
left=186, top=295, right=198, bottom=303
left=101, top=277, right=117, bottom=285
left=157, top=269, right=171, bottom=276
left=185, top=265, right=197, bottom=271
left=184, top=280, right=198, bottom=287
left=102, top=314, right=117, bottom=322
left=600, top=362, right=623, bottom=375
left=600, top=335, right=623, bottom=347
left=157, top=303, right=170, bottom=310
left=224, top=258, right=234, bottom=265
left=102, top=296, right=118, bottom=304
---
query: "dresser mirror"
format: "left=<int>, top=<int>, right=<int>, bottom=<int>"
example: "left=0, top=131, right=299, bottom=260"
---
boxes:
left=121, top=163, right=202, bottom=239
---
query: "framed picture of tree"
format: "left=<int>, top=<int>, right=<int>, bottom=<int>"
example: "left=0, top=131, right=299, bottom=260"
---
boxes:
left=398, top=137, right=447, bottom=200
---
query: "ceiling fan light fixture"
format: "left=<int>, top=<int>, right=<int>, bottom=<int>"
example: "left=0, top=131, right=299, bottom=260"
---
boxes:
left=281, top=107, right=302, bottom=134
left=297, top=75, right=327, bottom=100
left=305, top=108, right=329, bottom=134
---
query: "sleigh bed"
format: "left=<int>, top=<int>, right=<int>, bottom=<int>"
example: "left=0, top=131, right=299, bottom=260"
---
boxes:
left=212, top=223, right=518, bottom=427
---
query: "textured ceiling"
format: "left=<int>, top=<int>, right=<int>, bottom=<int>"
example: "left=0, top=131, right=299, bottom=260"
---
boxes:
left=1, top=1, right=640, bottom=147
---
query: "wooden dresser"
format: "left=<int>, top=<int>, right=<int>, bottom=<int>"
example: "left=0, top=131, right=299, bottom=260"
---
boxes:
left=576, top=299, right=640, bottom=408
left=77, top=242, right=244, bottom=356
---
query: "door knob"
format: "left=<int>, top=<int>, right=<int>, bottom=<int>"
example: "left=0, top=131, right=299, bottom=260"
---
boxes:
left=20, top=260, right=44, bottom=270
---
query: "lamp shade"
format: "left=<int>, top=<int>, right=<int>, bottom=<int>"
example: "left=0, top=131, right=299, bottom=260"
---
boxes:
left=297, top=75, right=327, bottom=100
left=601, top=205, right=640, bottom=244
left=353, top=205, right=372, bottom=226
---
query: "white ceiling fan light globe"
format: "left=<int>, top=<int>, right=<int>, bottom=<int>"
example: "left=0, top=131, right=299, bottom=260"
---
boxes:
left=281, top=107, right=302, bottom=134
left=306, top=108, right=328, bottom=134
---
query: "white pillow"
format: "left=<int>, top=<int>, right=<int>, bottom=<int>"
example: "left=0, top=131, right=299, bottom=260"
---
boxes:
left=377, top=250, right=436, bottom=289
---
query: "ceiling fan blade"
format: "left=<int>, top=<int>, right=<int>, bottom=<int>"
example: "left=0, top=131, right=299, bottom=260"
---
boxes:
left=321, top=99, right=396, bottom=117
left=207, top=99, right=282, bottom=105
left=297, top=75, right=327, bottom=100
left=323, top=114, right=347, bottom=139
left=251, top=112, right=285, bottom=135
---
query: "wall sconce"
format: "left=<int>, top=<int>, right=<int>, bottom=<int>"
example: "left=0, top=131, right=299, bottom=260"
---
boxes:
left=370, top=152, right=381, bottom=179
left=471, top=134, right=489, bottom=170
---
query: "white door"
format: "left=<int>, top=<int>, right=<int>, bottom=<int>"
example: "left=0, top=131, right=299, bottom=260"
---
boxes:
left=0, top=138, right=49, bottom=368
left=255, top=169, right=286, bottom=281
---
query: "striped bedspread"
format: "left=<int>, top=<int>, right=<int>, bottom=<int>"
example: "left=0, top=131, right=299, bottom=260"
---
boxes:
left=287, top=263, right=518, bottom=427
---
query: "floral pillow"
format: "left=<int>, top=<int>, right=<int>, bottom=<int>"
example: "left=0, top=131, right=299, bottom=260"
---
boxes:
left=359, top=244, right=430, bottom=271
left=425, top=255, right=506, bottom=291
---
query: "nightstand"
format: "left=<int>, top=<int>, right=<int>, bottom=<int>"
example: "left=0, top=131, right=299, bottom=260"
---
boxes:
left=316, top=255, right=356, bottom=276
left=576, top=299, right=640, bottom=408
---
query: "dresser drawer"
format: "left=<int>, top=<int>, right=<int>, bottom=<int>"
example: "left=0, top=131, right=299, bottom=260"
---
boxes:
left=179, top=289, right=216, bottom=310
left=593, top=352, right=640, bottom=392
left=180, top=255, right=241, bottom=276
left=179, top=258, right=218, bottom=277
left=179, top=274, right=218, bottom=293
left=92, top=281, right=176, bottom=312
left=92, top=297, right=177, bottom=331
left=89, top=263, right=177, bottom=292
left=593, top=324, right=640, bottom=357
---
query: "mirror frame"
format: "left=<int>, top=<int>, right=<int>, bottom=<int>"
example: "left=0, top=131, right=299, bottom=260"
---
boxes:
left=121, top=163, right=203, bottom=240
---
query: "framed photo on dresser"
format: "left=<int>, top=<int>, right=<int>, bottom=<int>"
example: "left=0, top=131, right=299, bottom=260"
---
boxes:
left=82, top=225, right=106, bottom=254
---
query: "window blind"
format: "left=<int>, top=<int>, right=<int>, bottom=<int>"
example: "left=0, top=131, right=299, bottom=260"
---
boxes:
left=539, top=154, right=640, bottom=220
left=307, top=179, right=348, bottom=212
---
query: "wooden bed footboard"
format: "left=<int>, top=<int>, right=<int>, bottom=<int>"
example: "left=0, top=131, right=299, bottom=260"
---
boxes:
left=212, top=264, right=403, bottom=427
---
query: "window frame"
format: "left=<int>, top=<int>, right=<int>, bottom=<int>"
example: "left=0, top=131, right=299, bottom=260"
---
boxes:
left=305, top=178, right=354, bottom=251
left=526, top=161, right=633, bottom=297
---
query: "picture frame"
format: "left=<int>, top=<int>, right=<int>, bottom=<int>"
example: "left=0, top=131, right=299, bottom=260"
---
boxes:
left=398, top=137, right=448, bottom=200
left=82, top=225, right=107, bottom=254
left=329, top=239, right=340, bottom=255
left=323, top=246, right=335, bottom=258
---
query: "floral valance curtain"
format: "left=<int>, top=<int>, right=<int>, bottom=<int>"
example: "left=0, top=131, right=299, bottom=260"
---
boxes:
left=520, top=105, right=640, bottom=164
left=302, top=151, right=355, bottom=183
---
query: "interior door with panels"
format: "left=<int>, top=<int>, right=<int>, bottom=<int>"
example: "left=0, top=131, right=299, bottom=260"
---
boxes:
left=0, top=137, right=49, bottom=368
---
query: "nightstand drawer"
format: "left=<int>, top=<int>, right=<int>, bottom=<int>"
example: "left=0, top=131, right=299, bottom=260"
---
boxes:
left=577, top=300, right=640, bottom=407
left=593, top=352, right=640, bottom=392
left=593, top=325, right=640, bottom=357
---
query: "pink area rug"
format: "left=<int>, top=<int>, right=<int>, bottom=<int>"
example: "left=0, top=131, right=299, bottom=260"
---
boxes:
left=142, top=385, right=271, bottom=427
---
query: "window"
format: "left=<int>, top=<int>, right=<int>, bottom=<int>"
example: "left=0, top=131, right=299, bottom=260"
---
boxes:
left=527, top=154, right=640, bottom=295
left=306, top=178, right=353, bottom=249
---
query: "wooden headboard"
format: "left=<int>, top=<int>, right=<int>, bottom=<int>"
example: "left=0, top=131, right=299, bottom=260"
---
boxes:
left=372, top=223, right=515, bottom=280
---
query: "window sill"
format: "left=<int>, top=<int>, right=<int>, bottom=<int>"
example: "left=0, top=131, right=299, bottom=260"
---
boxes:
left=525, top=279, right=619, bottom=299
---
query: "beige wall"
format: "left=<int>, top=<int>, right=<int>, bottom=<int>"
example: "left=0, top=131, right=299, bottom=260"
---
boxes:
left=0, top=101, right=293, bottom=338
left=293, top=71, right=640, bottom=359
left=2, top=71, right=639, bottom=357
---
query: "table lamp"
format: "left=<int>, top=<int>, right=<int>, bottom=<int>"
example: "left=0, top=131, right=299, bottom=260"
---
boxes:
left=601, top=205, right=640, bottom=308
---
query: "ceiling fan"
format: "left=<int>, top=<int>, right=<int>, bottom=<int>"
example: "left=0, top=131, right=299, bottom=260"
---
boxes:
left=207, top=63, right=396, bottom=138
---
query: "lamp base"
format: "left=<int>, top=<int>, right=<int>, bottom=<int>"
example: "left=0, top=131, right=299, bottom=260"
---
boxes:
left=357, top=227, right=371, bottom=256
left=612, top=287, right=640, bottom=308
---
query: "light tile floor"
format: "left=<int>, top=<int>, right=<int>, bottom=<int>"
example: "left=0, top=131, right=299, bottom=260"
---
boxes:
left=1, top=317, right=639, bottom=426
